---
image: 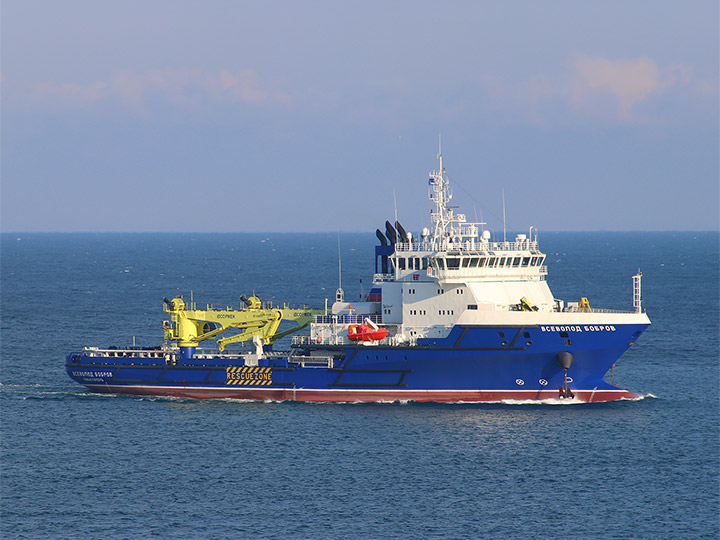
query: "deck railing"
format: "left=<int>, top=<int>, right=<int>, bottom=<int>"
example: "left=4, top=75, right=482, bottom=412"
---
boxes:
left=314, top=314, right=383, bottom=324
left=393, top=239, right=539, bottom=253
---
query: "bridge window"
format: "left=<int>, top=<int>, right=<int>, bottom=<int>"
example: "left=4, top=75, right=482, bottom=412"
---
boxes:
left=513, top=257, right=521, bottom=266
left=398, top=258, right=406, bottom=270
left=522, top=257, right=531, bottom=266
left=462, top=258, right=471, bottom=268
left=446, top=258, right=460, bottom=269
left=478, top=257, right=486, bottom=267
left=421, top=257, right=429, bottom=269
left=488, top=257, right=496, bottom=267
left=498, top=257, right=506, bottom=266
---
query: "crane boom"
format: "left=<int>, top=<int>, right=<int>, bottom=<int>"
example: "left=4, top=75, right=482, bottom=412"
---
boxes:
left=162, top=296, right=321, bottom=351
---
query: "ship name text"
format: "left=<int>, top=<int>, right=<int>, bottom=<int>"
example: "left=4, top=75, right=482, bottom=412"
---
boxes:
left=540, top=325, right=616, bottom=333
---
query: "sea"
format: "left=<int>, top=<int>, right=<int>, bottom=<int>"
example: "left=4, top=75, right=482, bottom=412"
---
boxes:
left=1, top=231, right=718, bottom=540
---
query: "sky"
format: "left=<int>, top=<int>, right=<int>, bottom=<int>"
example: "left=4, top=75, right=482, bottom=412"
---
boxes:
left=2, top=0, right=718, bottom=233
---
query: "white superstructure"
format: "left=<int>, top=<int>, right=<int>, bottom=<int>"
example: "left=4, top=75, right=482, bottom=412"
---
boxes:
left=303, top=150, right=648, bottom=347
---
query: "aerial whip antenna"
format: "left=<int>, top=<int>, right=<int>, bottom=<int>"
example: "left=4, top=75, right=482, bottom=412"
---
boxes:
left=393, top=189, right=398, bottom=227
left=438, top=134, right=443, bottom=175
left=336, top=233, right=344, bottom=302
left=502, top=188, right=507, bottom=243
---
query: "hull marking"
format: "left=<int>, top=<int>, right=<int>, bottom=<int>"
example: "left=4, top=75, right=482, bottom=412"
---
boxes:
left=226, top=366, right=273, bottom=385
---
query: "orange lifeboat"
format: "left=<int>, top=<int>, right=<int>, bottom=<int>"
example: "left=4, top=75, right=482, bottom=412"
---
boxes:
left=347, top=319, right=388, bottom=342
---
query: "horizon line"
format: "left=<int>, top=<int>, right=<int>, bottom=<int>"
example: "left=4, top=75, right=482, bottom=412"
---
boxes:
left=2, top=229, right=718, bottom=235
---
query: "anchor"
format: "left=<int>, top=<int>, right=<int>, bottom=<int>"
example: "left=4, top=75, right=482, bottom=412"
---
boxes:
left=556, top=352, right=575, bottom=399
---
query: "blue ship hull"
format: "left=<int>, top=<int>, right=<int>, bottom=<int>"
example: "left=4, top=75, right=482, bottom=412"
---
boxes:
left=66, top=322, right=648, bottom=403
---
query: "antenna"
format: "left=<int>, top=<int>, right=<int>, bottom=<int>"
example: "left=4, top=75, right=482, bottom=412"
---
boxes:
left=437, top=134, right=443, bottom=174
left=393, top=189, right=398, bottom=226
left=336, top=233, right=344, bottom=303
left=502, top=188, right=507, bottom=243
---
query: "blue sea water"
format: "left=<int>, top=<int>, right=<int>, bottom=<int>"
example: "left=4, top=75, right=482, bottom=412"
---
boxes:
left=1, top=231, right=718, bottom=540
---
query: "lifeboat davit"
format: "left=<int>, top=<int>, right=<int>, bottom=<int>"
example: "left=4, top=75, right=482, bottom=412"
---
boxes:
left=347, top=318, right=388, bottom=342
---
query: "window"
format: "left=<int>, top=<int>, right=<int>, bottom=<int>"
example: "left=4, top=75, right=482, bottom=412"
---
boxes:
left=522, top=257, right=531, bottom=266
left=478, top=257, right=486, bottom=267
left=498, top=257, right=506, bottom=266
left=462, top=258, right=471, bottom=268
left=488, top=257, right=496, bottom=267
left=421, top=258, right=429, bottom=270
left=513, top=257, right=521, bottom=266
left=398, top=258, right=406, bottom=270
left=446, top=258, right=460, bottom=269
left=467, top=305, right=478, bottom=310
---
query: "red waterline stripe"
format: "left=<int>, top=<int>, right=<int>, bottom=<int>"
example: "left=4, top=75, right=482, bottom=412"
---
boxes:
left=86, top=385, right=638, bottom=403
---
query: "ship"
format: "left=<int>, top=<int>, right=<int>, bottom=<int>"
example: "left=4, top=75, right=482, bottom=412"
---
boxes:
left=66, top=150, right=651, bottom=403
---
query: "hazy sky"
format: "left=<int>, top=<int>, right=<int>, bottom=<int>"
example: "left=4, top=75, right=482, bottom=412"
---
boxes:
left=2, top=1, right=718, bottom=233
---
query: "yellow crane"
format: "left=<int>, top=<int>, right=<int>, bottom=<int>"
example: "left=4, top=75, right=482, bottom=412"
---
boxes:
left=162, top=295, right=321, bottom=351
